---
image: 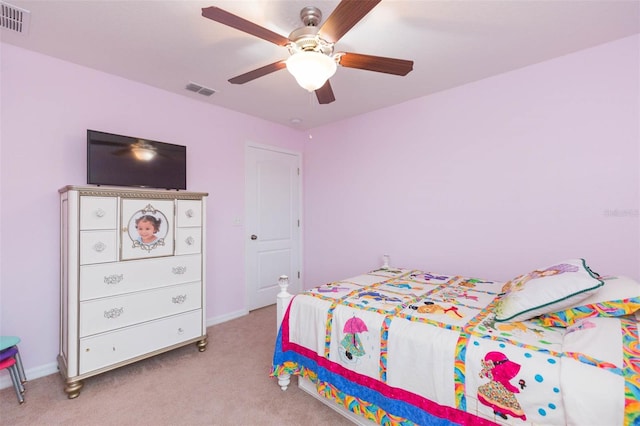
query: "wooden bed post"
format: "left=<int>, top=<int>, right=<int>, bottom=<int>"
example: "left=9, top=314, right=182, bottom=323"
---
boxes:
left=277, top=275, right=292, bottom=331
left=276, top=275, right=292, bottom=391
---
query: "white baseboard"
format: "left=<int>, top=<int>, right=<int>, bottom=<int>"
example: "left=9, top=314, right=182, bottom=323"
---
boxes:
left=0, top=309, right=250, bottom=390
left=206, top=308, right=249, bottom=327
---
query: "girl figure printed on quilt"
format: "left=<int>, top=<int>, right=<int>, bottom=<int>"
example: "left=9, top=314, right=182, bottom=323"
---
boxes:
left=477, top=351, right=527, bottom=421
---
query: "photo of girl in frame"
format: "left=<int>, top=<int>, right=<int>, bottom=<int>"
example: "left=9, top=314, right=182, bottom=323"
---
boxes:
left=127, top=204, right=169, bottom=252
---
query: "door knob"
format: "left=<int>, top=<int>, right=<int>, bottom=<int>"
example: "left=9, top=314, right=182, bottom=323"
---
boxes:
left=250, top=234, right=258, bottom=240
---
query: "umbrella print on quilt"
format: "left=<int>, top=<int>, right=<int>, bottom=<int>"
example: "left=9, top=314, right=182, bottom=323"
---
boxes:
left=342, top=317, right=368, bottom=359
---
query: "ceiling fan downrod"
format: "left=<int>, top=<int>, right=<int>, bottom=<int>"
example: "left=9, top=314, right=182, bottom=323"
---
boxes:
left=287, top=6, right=334, bottom=56
left=300, top=6, right=322, bottom=27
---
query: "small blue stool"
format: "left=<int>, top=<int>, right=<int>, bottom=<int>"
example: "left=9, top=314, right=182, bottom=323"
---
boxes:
left=0, top=337, right=26, bottom=384
left=1, top=336, right=26, bottom=404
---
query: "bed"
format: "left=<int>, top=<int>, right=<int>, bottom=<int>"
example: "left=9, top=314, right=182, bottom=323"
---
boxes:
left=272, top=258, right=640, bottom=425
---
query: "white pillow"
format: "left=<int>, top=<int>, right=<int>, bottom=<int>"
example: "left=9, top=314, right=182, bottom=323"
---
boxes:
left=537, top=276, right=640, bottom=326
left=494, top=259, right=604, bottom=322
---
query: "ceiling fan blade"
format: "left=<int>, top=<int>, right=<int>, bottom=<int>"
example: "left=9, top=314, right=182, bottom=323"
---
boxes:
left=228, top=60, right=287, bottom=84
left=201, top=6, right=290, bottom=46
left=315, top=80, right=336, bottom=104
left=319, top=0, right=381, bottom=43
left=338, top=52, right=414, bottom=76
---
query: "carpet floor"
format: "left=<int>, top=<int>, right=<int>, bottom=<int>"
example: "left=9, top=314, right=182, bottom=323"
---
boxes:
left=0, top=304, right=353, bottom=425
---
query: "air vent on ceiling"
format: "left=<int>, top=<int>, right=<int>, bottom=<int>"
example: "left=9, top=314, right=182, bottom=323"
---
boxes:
left=185, top=82, right=216, bottom=97
left=0, top=1, right=30, bottom=35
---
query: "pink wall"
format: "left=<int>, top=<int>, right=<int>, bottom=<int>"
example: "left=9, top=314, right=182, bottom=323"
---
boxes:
left=0, top=43, right=304, bottom=371
left=303, top=35, right=639, bottom=287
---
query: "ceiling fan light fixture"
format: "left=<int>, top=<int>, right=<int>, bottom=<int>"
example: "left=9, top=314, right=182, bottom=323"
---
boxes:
left=286, top=51, right=337, bottom=92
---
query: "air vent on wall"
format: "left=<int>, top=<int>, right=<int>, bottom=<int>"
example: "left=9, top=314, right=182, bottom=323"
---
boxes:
left=185, top=82, right=216, bottom=97
left=0, top=1, right=30, bottom=35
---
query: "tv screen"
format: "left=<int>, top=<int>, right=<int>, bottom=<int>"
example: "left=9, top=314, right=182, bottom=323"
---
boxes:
left=87, top=130, right=187, bottom=190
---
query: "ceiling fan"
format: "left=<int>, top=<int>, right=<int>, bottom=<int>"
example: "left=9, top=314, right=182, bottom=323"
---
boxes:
left=201, top=0, right=414, bottom=104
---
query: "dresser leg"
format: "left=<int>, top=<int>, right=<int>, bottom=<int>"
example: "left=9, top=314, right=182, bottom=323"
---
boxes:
left=196, top=337, right=208, bottom=352
left=64, top=380, right=84, bottom=399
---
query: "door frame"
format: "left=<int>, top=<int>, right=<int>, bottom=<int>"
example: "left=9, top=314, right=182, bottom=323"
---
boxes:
left=244, top=141, right=303, bottom=311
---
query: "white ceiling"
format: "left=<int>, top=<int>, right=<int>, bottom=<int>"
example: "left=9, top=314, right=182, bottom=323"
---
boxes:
left=2, top=0, right=639, bottom=130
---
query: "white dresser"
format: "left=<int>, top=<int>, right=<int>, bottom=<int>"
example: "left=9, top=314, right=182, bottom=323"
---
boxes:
left=58, top=185, right=208, bottom=398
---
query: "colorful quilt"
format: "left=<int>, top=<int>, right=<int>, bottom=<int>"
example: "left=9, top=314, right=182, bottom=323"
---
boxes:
left=272, top=268, right=640, bottom=425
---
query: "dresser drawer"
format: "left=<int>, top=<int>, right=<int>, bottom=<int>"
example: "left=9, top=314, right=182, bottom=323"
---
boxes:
left=80, top=230, right=118, bottom=265
left=80, top=281, right=202, bottom=337
left=79, top=309, right=203, bottom=375
left=176, top=200, right=202, bottom=227
left=175, top=228, right=202, bottom=255
left=80, top=254, right=202, bottom=300
left=80, top=196, right=117, bottom=230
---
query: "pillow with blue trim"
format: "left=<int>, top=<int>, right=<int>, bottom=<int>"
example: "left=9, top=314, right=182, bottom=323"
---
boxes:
left=494, top=259, right=604, bottom=323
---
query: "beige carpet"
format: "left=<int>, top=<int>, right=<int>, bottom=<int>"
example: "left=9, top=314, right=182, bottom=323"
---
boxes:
left=0, top=304, right=352, bottom=425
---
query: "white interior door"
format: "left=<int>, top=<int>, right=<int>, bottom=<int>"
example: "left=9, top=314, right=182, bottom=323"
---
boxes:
left=246, top=144, right=301, bottom=311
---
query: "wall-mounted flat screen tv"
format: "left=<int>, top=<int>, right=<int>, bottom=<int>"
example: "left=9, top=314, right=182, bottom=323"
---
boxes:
left=87, top=130, right=187, bottom=190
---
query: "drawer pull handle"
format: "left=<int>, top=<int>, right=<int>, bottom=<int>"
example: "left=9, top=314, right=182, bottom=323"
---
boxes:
left=185, top=236, right=195, bottom=246
left=93, top=242, right=106, bottom=252
left=104, top=274, right=124, bottom=285
left=95, top=208, right=106, bottom=218
left=185, top=209, right=194, bottom=218
left=178, top=327, right=184, bottom=335
left=104, top=307, right=124, bottom=319
left=172, top=266, right=187, bottom=275
left=172, top=294, right=187, bottom=304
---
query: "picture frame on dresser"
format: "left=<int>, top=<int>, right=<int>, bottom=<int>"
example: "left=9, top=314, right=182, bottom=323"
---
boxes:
left=121, top=199, right=174, bottom=260
left=59, top=185, right=208, bottom=399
